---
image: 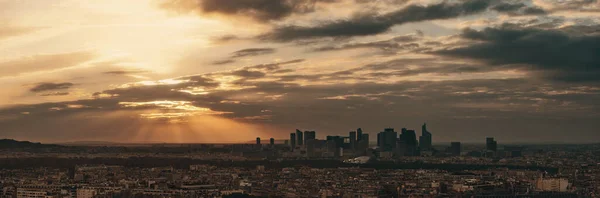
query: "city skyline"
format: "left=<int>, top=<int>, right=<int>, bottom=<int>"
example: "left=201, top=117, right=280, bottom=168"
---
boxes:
left=0, top=0, right=599, bottom=143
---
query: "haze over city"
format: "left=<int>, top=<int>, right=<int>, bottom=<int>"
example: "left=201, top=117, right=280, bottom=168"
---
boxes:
left=1, top=0, right=599, bottom=144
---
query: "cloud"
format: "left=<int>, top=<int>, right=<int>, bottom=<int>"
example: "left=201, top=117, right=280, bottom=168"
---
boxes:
left=39, top=92, right=70, bottom=97
left=212, top=48, right=277, bottom=65
left=103, top=70, right=147, bottom=75
left=535, top=0, right=600, bottom=12
left=211, top=59, right=236, bottom=65
left=3, top=74, right=599, bottom=142
left=312, top=34, right=421, bottom=52
left=491, top=2, right=548, bottom=16
left=0, top=25, right=43, bottom=40
left=159, top=0, right=339, bottom=22
left=259, top=0, right=492, bottom=41
left=29, top=82, right=74, bottom=93
left=0, top=51, right=95, bottom=77
left=231, top=48, right=276, bottom=58
left=435, top=24, right=600, bottom=82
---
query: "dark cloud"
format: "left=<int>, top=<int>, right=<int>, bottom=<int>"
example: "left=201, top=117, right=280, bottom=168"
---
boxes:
left=435, top=24, right=600, bottom=82
left=4, top=75, right=599, bottom=143
left=260, top=0, right=492, bottom=41
left=311, top=34, right=421, bottom=52
left=212, top=48, right=277, bottom=65
left=491, top=3, right=547, bottom=16
left=231, top=48, right=276, bottom=58
left=103, top=70, right=147, bottom=75
left=211, top=59, right=236, bottom=65
left=29, top=82, right=74, bottom=93
left=39, top=92, right=70, bottom=97
left=159, top=0, right=339, bottom=22
left=545, top=0, right=600, bottom=12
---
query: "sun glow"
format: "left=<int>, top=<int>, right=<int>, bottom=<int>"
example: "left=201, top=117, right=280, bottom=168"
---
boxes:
left=119, top=100, right=229, bottom=120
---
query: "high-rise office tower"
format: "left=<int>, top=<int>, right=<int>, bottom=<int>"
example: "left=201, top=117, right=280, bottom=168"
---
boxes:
left=400, top=130, right=418, bottom=156
left=377, top=132, right=382, bottom=148
left=486, top=137, right=497, bottom=151
left=360, top=133, right=369, bottom=151
left=270, top=138, right=275, bottom=146
left=378, top=128, right=397, bottom=151
left=450, top=142, right=461, bottom=156
left=357, top=128, right=363, bottom=141
left=305, top=139, right=316, bottom=157
left=304, top=131, right=316, bottom=142
left=419, top=123, right=432, bottom=150
left=256, top=137, right=261, bottom=145
left=290, top=133, right=296, bottom=149
left=349, top=131, right=357, bottom=150
left=296, top=129, right=304, bottom=146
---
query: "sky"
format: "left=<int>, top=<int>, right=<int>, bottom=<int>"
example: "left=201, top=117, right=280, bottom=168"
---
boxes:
left=0, top=0, right=599, bottom=143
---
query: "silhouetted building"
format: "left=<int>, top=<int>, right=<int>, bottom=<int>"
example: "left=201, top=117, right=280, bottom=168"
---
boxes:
left=504, top=146, right=524, bottom=158
left=419, top=123, right=432, bottom=151
left=486, top=137, right=497, bottom=152
left=256, top=137, right=261, bottom=145
left=450, top=142, right=461, bottom=156
left=358, top=133, right=369, bottom=154
left=304, top=131, right=316, bottom=143
left=400, top=129, right=418, bottom=156
left=305, top=139, right=317, bottom=157
left=326, top=136, right=344, bottom=149
left=349, top=131, right=357, bottom=150
left=290, top=133, right=296, bottom=149
left=269, top=138, right=274, bottom=146
left=357, top=128, right=363, bottom=141
left=377, top=128, right=397, bottom=152
left=296, top=129, right=304, bottom=146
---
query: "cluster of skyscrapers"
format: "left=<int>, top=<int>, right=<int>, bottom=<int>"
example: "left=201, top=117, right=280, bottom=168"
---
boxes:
left=283, top=129, right=370, bottom=157
left=256, top=123, right=505, bottom=158
left=375, top=123, right=432, bottom=156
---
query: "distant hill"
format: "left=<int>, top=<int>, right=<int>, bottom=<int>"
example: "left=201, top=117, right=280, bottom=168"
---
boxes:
left=0, top=139, right=62, bottom=149
left=58, top=141, right=122, bottom=146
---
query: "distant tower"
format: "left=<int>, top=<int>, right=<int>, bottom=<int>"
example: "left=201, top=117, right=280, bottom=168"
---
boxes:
left=400, top=129, right=418, bottom=156
left=357, top=128, right=363, bottom=141
left=270, top=138, right=275, bottom=146
left=378, top=128, right=397, bottom=151
left=304, top=131, right=316, bottom=142
left=256, top=137, right=261, bottom=145
left=450, top=142, right=461, bottom=156
left=349, top=131, right=357, bottom=150
left=419, top=123, right=432, bottom=151
left=296, top=129, right=304, bottom=146
left=359, top=133, right=369, bottom=153
left=486, top=137, right=497, bottom=151
left=290, top=133, right=296, bottom=149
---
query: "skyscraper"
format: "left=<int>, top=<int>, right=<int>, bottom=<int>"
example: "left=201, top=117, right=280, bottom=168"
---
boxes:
left=400, top=130, right=418, bottom=156
left=296, top=129, right=304, bottom=146
left=270, top=138, right=275, bottom=146
left=419, top=123, right=432, bottom=151
left=349, top=131, right=357, bottom=150
left=360, top=133, right=369, bottom=151
left=357, top=128, right=363, bottom=141
left=256, top=137, right=261, bottom=145
left=450, top=142, right=461, bottom=156
left=486, top=137, right=497, bottom=151
left=304, top=131, right=316, bottom=142
left=290, top=133, right=296, bottom=149
left=378, top=128, right=397, bottom=151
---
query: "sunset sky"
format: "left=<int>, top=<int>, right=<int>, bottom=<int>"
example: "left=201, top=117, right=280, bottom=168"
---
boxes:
left=0, top=0, right=599, bottom=143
